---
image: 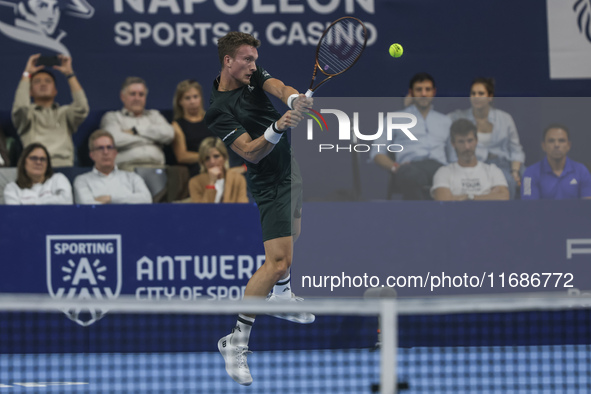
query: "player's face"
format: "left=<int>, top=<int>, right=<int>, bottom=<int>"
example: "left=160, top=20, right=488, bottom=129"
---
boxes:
left=452, top=132, right=478, bottom=163
left=204, top=148, right=225, bottom=170
left=90, top=136, right=117, bottom=173
left=121, top=83, right=147, bottom=116
left=180, top=87, right=203, bottom=116
left=409, top=80, right=435, bottom=110
left=542, top=128, right=571, bottom=161
left=30, top=73, right=57, bottom=101
left=25, top=147, right=48, bottom=181
left=227, top=45, right=258, bottom=86
left=470, top=83, right=493, bottom=110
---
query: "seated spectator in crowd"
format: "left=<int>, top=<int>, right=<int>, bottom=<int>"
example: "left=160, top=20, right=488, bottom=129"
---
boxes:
left=431, top=119, right=509, bottom=201
left=171, top=79, right=213, bottom=177
left=521, top=124, right=591, bottom=200
left=448, top=77, right=524, bottom=199
left=100, top=77, right=174, bottom=171
left=370, top=72, right=451, bottom=200
left=4, top=142, right=73, bottom=205
left=12, top=54, right=89, bottom=167
left=189, top=137, right=248, bottom=203
left=0, top=125, right=10, bottom=167
left=74, top=130, right=152, bottom=204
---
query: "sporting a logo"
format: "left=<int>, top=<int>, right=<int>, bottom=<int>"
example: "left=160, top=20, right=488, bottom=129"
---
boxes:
left=46, top=234, right=121, bottom=326
left=0, top=0, right=94, bottom=55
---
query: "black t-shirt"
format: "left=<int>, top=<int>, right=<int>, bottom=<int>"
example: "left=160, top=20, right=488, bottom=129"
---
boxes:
left=175, top=117, right=213, bottom=177
left=205, top=66, right=292, bottom=191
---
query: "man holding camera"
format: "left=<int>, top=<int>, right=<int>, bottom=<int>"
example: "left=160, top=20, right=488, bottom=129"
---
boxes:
left=12, top=53, right=89, bottom=167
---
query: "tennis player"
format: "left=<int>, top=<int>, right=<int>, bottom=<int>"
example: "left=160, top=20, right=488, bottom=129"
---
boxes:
left=206, top=32, right=314, bottom=386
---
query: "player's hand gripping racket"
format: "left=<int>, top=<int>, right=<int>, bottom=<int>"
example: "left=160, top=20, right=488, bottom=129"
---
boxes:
left=305, top=16, right=368, bottom=98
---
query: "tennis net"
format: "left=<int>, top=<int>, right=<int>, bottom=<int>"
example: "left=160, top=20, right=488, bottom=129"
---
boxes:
left=0, top=292, right=590, bottom=393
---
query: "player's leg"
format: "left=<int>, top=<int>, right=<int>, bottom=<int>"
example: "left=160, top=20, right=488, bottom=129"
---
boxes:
left=270, top=217, right=300, bottom=300
left=218, top=236, right=293, bottom=386
left=244, top=236, right=293, bottom=298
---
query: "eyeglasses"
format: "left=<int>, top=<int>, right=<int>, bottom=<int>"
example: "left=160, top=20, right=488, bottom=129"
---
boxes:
left=92, top=145, right=116, bottom=152
left=27, top=155, right=47, bottom=163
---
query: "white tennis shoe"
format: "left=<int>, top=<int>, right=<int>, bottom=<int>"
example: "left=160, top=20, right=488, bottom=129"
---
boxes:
left=266, top=293, right=316, bottom=324
left=217, top=333, right=253, bottom=386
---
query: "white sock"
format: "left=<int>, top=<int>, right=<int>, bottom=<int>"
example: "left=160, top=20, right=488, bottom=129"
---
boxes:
left=273, top=274, right=292, bottom=300
left=232, top=314, right=254, bottom=347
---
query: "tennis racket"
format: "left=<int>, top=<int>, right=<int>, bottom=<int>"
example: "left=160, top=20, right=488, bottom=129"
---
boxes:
left=305, top=16, right=368, bottom=98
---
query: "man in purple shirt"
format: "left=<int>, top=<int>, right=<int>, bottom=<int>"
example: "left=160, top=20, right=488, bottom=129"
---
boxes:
left=521, top=124, right=591, bottom=200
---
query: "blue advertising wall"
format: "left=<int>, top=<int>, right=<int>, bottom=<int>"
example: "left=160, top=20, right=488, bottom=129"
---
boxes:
left=1, top=0, right=591, bottom=115
left=2, top=201, right=590, bottom=301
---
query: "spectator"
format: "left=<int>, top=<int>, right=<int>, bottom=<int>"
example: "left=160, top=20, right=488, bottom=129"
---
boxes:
left=4, top=142, right=72, bottom=205
left=12, top=54, right=89, bottom=167
left=370, top=72, right=451, bottom=200
left=100, top=77, right=174, bottom=171
left=448, top=77, right=525, bottom=199
left=171, top=79, right=213, bottom=177
left=521, top=124, right=591, bottom=200
left=188, top=137, right=248, bottom=203
left=0, top=125, right=10, bottom=167
left=73, top=130, right=151, bottom=204
left=431, top=119, right=509, bottom=201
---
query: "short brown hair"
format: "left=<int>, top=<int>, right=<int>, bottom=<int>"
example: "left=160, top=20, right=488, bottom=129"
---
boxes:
left=121, top=76, right=148, bottom=93
left=88, top=130, right=116, bottom=151
left=450, top=119, right=477, bottom=143
left=198, top=136, right=229, bottom=173
left=16, top=143, right=53, bottom=189
left=217, top=32, right=260, bottom=65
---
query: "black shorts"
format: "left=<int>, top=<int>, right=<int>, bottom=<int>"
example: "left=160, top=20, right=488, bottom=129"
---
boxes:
left=251, top=171, right=303, bottom=242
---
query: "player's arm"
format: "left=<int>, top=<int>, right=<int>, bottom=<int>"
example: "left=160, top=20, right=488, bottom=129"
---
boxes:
left=231, top=110, right=303, bottom=164
left=262, top=78, right=313, bottom=112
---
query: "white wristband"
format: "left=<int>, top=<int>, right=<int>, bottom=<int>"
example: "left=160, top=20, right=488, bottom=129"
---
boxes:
left=287, top=94, right=299, bottom=110
left=264, top=123, right=283, bottom=144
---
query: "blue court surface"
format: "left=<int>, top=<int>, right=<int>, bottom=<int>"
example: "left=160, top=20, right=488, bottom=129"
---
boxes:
left=1, top=345, right=590, bottom=393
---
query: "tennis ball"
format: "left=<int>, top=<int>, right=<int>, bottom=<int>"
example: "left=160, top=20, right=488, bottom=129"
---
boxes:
left=389, top=43, right=403, bottom=58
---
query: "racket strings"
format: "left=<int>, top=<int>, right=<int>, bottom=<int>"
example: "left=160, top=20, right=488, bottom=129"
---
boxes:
left=317, top=20, right=366, bottom=76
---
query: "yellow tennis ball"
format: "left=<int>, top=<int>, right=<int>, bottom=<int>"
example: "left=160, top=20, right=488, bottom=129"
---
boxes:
left=389, top=43, right=403, bottom=58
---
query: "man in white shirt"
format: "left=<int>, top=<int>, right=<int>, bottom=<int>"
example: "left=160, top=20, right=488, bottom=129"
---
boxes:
left=74, top=130, right=152, bottom=204
left=431, top=119, right=509, bottom=201
left=100, top=77, right=174, bottom=170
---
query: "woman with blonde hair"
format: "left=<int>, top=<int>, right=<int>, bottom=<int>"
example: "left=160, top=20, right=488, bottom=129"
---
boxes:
left=171, top=79, right=212, bottom=178
left=188, top=137, right=248, bottom=203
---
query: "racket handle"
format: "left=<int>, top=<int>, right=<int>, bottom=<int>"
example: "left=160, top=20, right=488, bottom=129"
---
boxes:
left=305, top=89, right=314, bottom=98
